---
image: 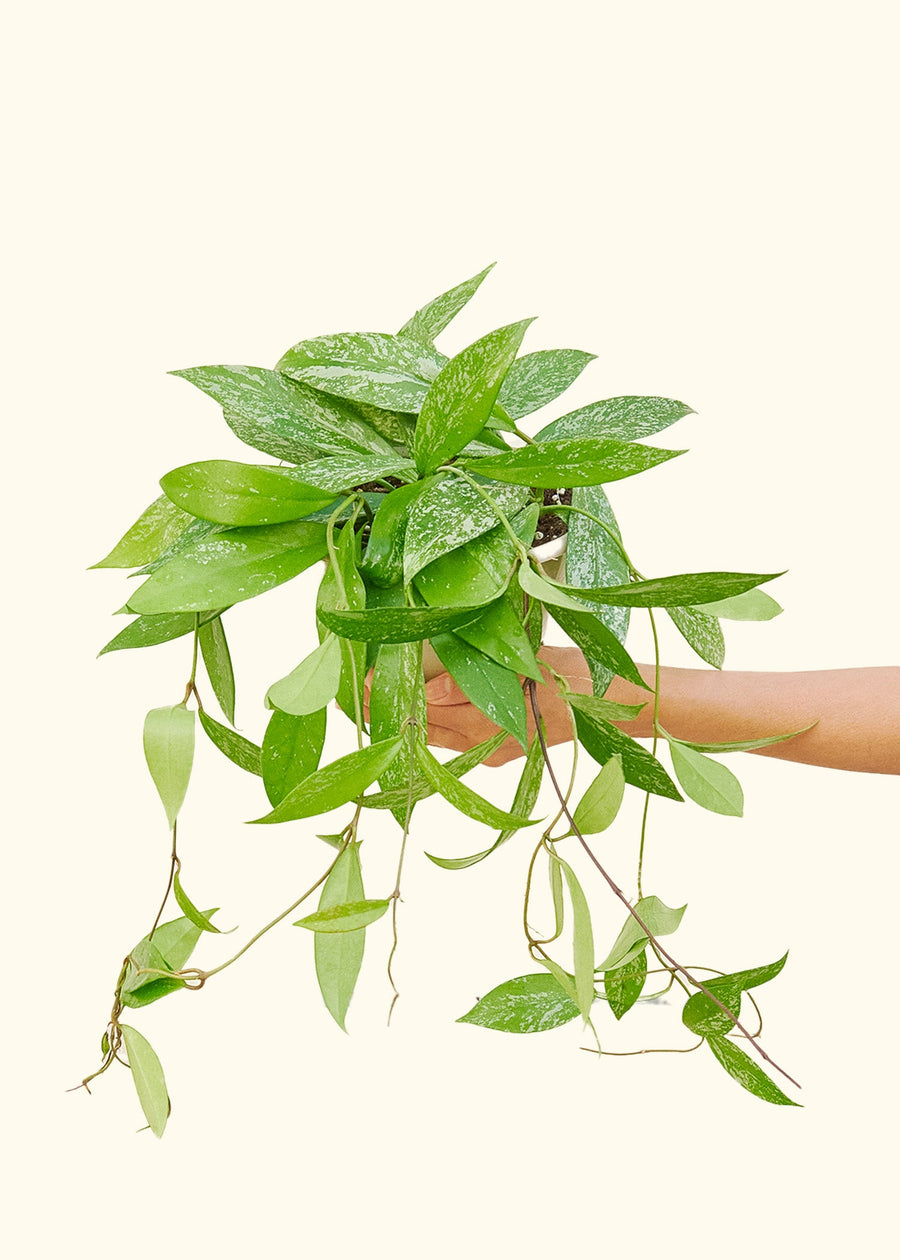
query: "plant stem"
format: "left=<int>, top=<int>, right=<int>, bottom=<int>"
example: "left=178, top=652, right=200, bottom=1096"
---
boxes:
left=148, top=821, right=179, bottom=942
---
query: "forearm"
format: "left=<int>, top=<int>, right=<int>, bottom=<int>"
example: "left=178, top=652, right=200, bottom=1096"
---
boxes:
left=553, top=647, right=900, bottom=775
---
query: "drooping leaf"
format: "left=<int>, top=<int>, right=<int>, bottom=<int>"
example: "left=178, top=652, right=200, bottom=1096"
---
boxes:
left=370, top=640, right=425, bottom=824
left=453, top=595, right=542, bottom=681
left=518, top=561, right=594, bottom=612
left=497, top=349, right=595, bottom=419
left=573, top=708, right=681, bottom=801
left=359, top=731, right=508, bottom=812
left=677, top=726, right=816, bottom=755
left=562, top=692, right=647, bottom=723
left=160, top=460, right=336, bottom=526
left=456, top=972, right=580, bottom=1033
left=173, top=868, right=227, bottom=934
left=535, top=395, right=694, bottom=443
left=667, top=739, right=744, bottom=817
left=277, top=332, right=443, bottom=413
left=462, top=438, right=684, bottom=487
left=126, top=522, right=329, bottom=615
left=669, top=605, right=726, bottom=669
left=119, top=1025, right=170, bottom=1137
left=99, top=609, right=225, bottom=656
left=399, top=262, right=496, bottom=344
left=696, top=589, right=783, bottom=621
left=403, top=473, right=529, bottom=581
left=604, top=948, right=648, bottom=1020
left=415, top=743, right=537, bottom=830
left=143, top=705, right=195, bottom=828
left=595, top=895, right=687, bottom=972
left=91, top=494, right=193, bottom=569
left=251, top=735, right=405, bottom=824
left=706, top=1035, right=800, bottom=1106
left=561, top=570, right=784, bottom=608
left=316, top=518, right=367, bottom=724
left=318, top=602, right=485, bottom=643
left=414, top=319, right=534, bottom=474
left=547, top=604, right=649, bottom=691
left=571, top=754, right=625, bottom=835
left=550, top=853, right=595, bottom=1022
left=428, top=632, right=528, bottom=748
left=198, top=709, right=262, bottom=776
left=198, top=615, right=236, bottom=723
left=261, top=708, right=327, bottom=806
left=683, top=952, right=789, bottom=1038
left=295, top=898, right=391, bottom=933
left=266, top=635, right=342, bottom=715
left=314, top=843, right=366, bottom=1030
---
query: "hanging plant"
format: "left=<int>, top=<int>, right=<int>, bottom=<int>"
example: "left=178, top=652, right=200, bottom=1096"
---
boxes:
left=76, top=264, right=808, bottom=1136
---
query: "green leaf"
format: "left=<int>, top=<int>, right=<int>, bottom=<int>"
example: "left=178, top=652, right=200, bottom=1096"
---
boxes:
left=99, top=609, right=224, bottom=656
left=266, top=635, right=342, bottom=715
left=359, top=480, right=430, bottom=588
left=518, top=561, right=594, bottom=612
left=172, top=364, right=393, bottom=461
left=160, top=460, right=336, bottom=527
left=454, top=596, right=542, bottom=681
left=149, top=915, right=208, bottom=970
left=456, top=972, right=580, bottom=1034
left=370, top=641, right=425, bottom=824
left=284, top=452, right=417, bottom=496
left=414, top=515, right=525, bottom=607
left=143, top=704, right=195, bottom=828
left=547, top=604, right=649, bottom=691
left=428, top=632, right=528, bottom=748
left=317, top=521, right=367, bottom=724
left=132, top=516, right=222, bottom=575
left=120, top=937, right=186, bottom=1008
left=562, top=692, right=647, bottom=723
left=550, top=853, right=595, bottom=1022
left=314, top=843, right=366, bottom=1030
left=173, top=868, right=227, bottom=934
left=403, top=473, right=529, bottom=581
left=706, top=1035, right=800, bottom=1106
left=317, top=602, right=485, bottom=644
left=604, top=949, right=648, bottom=1020
left=573, top=708, right=681, bottom=801
left=683, top=952, right=789, bottom=1037
left=596, top=895, right=687, bottom=971
left=91, top=494, right=193, bottom=569
left=198, top=709, right=262, bottom=776
left=295, top=898, right=391, bottom=933
left=667, top=739, right=744, bottom=816
left=399, top=262, right=496, bottom=344
left=261, top=708, right=327, bottom=806
left=127, top=522, right=329, bottom=615
left=198, top=615, right=236, bottom=723
left=571, top=754, right=625, bottom=835
left=463, top=438, right=684, bottom=487
left=677, top=726, right=816, bottom=755
left=669, top=605, right=725, bottom=669
left=277, top=332, right=443, bottom=413
left=496, top=349, right=595, bottom=419
left=360, top=731, right=508, bottom=812
left=535, top=395, right=694, bottom=443
left=251, top=735, right=405, bottom=824
left=415, top=743, right=537, bottom=830
left=120, top=1025, right=170, bottom=1137
left=564, top=570, right=784, bottom=608
left=414, top=319, right=534, bottom=474
left=696, top=589, right=783, bottom=621
left=425, top=732, right=544, bottom=869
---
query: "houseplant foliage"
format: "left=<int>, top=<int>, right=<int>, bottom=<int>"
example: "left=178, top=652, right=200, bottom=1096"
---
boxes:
left=78, top=264, right=808, bottom=1136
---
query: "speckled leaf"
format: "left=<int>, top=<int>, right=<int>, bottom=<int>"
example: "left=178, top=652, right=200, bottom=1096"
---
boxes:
left=120, top=1025, right=170, bottom=1138
left=667, top=740, right=744, bottom=817
left=370, top=641, right=425, bottom=824
left=414, top=515, right=524, bottom=607
left=547, top=604, right=648, bottom=691
left=266, top=635, right=342, bottom=715
left=696, top=589, right=783, bottom=621
left=571, top=754, right=625, bottom=835
left=706, top=1035, right=800, bottom=1106
left=463, top=438, right=684, bottom=487
left=198, top=709, right=261, bottom=775
left=251, top=735, right=405, bottom=824
left=567, top=571, right=783, bottom=608
left=454, top=595, right=542, bottom=681
left=261, top=708, right=327, bottom=806
left=669, top=605, right=726, bottom=669
left=399, top=263, right=496, bottom=344
left=573, top=708, right=681, bottom=800
left=535, top=396, right=694, bottom=443
left=91, top=494, right=193, bottom=569
left=318, top=603, right=485, bottom=643
left=403, top=473, right=529, bottom=581
left=198, top=615, right=235, bottom=723
left=679, top=727, right=815, bottom=754
left=277, top=332, right=443, bottom=412
left=562, top=692, right=647, bottom=723
left=314, top=843, right=366, bottom=1030
left=456, top=972, right=580, bottom=1033
left=143, top=704, right=195, bottom=828
left=415, top=743, right=536, bottom=830
left=99, top=609, right=224, bottom=656
left=605, top=948, right=647, bottom=1020
left=172, top=364, right=394, bottom=460
left=414, top=320, right=534, bottom=474
left=551, top=853, right=595, bottom=1022
left=359, top=732, right=507, bottom=812
left=596, top=896, right=687, bottom=972
left=132, top=516, right=222, bottom=575
left=497, top=349, right=596, bottom=419
left=359, top=480, right=429, bottom=588
left=295, top=898, right=390, bottom=933
left=287, top=453, right=417, bottom=495
left=316, top=521, right=367, bottom=723
left=428, top=632, right=527, bottom=748
left=159, top=460, right=335, bottom=527
left=682, top=979, right=744, bottom=1036
left=126, top=522, right=329, bottom=614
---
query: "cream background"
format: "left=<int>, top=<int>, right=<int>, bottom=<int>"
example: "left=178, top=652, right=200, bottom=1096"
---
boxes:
left=4, top=2, right=898, bottom=1255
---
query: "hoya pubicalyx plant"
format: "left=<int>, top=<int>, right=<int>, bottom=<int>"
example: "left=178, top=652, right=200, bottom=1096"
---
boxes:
left=78, top=264, right=807, bottom=1136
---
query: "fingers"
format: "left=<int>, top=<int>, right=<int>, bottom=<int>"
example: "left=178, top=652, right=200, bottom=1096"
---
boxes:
left=424, top=672, right=471, bottom=706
